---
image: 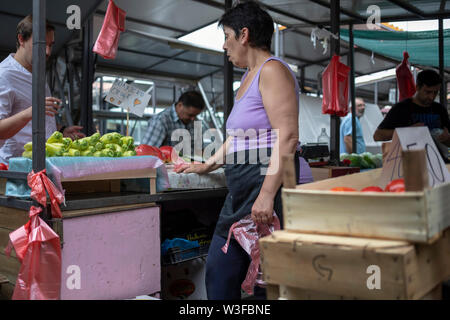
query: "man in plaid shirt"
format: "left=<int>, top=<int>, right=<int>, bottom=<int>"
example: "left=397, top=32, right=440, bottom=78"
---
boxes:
left=142, top=90, right=206, bottom=156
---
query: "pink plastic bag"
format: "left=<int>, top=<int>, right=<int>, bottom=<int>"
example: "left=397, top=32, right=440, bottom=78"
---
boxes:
left=396, top=51, right=416, bottom=102
left=93, top=0, right=126, bottom=59
left=322, top=55, right=351, bottom=117
left=222, top=212, right=280, bottom=295
left=27, top=169, right=64, bottom=219
left=5, top=206, right=61, bottom=300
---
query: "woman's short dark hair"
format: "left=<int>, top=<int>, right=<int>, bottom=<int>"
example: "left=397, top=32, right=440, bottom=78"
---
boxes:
left=218, top=0, right=274, bottom=51
left=416, top=69, right=442, bottom=88
left=16, top=15, right=55, bottom=49
left=177, top=91, right=205, bottom=110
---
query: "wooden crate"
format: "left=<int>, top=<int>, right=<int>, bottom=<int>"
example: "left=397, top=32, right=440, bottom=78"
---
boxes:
left=283, top=164, right=450, bottom=243
left=266, top=283, right=443, bottom=300
left=310, top=166, right=360, bottom=182
left=61, top=167, right=157, bottom=195
left=260, top=229, right=450, bottom=300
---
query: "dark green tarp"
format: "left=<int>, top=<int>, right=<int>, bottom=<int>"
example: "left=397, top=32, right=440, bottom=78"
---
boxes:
left=340, top=29, right=450, bottom=68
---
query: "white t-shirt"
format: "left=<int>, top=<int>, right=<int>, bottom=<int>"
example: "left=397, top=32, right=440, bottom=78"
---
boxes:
left=0, top=54, right=57, bottom=163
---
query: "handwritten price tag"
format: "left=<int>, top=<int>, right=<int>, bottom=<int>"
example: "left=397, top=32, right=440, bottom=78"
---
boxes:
left=379, top=127, right=450, bottom=188
left=105, top=79, right=151, bottom=117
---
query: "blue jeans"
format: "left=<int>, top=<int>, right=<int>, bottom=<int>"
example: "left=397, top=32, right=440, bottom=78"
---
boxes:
left=205, top=234, right=266, bottom=300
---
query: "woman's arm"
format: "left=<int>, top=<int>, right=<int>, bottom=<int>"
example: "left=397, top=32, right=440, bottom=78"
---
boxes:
left=176, top=136, right=232, bottom=174
left=252, top=60, right=299, bottom=225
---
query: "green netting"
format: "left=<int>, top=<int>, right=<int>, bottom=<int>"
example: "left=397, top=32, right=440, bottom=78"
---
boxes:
left=340, top=29, right=450, bottom=68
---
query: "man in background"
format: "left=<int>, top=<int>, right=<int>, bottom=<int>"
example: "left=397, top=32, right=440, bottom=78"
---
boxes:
left=339, top=97, right=366, bottom=154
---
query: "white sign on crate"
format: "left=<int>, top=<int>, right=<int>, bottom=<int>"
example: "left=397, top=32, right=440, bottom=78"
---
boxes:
left=379, top=127, right=450, bottom=188
left=105, top=79, right=151, bottom=117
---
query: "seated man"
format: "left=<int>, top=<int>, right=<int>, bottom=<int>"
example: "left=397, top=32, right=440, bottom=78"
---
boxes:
left=373, top=69, right=450, bottom=147
left=142, top=90, right=206, bottom=157
left=339, top=97, right=366, bottom=154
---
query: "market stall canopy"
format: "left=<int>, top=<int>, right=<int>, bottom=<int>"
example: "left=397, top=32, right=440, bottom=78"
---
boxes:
left=341, top=28, right=450, bottom=68
left=0, top=0, right=449, bottom=104
left=0, top=0, right=103, bottom=58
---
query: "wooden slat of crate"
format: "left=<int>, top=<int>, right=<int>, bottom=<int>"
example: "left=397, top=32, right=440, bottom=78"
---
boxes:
left=260, top=230, right=450, bottom=300
left=268, top=283, right=442, bottom=300
left=311, top=166, right=360, bottom=182
left=0, top=207, right=28, bottom=230
left=283, top=167, right=450, bottom=243
left=61, top=168, right=157, bottom=194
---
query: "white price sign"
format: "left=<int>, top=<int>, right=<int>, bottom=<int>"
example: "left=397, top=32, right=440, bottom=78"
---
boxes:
left=379, top=127, right=450, bottom=188
left=105, top=79, right=151, bottom=117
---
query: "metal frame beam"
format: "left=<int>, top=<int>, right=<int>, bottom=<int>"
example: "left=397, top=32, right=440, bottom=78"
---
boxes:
left=386, top=0, right=427, bottom=19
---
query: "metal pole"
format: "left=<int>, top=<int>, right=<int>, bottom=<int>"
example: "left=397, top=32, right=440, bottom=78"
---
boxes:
left=32, top=0, right=46, bottom=172
left=329, top=0, right=340, bottom=165
left=274, top=23, right=280, bottom=57
left=348, top=23, right=356, bottom=155
left=300, top=67, right=306, bottom=93
left=223, top=0, right=234, bottom=139
left=80, top=16, right=95, bottom=136
left=439, top=18, right=446, bottom=108
left=374, top=82, right=378, bottom=105
left=64, top=48, right=75, bottom=126
left=198, top=81, right=224, bottom=142
left=53, top=57, right=74, bottom=126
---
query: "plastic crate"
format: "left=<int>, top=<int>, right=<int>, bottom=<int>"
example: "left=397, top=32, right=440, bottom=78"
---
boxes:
left=162, top=245, right=209, bottom=265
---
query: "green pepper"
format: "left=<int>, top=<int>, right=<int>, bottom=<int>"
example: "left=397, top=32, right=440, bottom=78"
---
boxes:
left=24, top=142, right=33, bottom=151
left=22, top=150, right=32, bottom=159
left=62, top=137, right=72, bottom=149
left=68, top=148, right=80, bottom=157
left=122, top=150, right=136, bottom=157
left=47, top=131, right=63, bottom=144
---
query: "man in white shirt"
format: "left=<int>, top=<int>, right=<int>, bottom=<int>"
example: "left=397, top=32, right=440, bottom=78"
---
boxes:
left=0, top=15, right=85, bottom=164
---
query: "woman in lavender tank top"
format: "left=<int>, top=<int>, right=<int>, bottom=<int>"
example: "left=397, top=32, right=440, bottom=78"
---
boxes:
left=178, top=1, right=300, bottom=300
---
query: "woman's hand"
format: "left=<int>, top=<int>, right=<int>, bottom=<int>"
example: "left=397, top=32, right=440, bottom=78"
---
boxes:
left=251, top=190, right=274, bottom=225
left=175, top=162, right=211, bottom=174
left=63, top=125, right=86, bottom=140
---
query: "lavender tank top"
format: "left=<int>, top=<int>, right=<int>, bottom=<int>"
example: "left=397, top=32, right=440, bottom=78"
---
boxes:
left=226, top=57, right=299, bottom=154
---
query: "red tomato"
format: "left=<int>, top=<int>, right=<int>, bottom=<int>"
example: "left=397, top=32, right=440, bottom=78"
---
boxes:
left=330, top=187, right=357, bottom=192
left=0, top=163, right=8, bottom=170
left=135, top=144, right=164, bottom=161
left=384, top=178, right=405, bottom=193
left=159, top=146, right=178, bottom=163
left=360, top=186, right=384, bottom=192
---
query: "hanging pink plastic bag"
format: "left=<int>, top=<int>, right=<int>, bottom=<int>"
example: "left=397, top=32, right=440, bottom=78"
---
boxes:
left=93, top=0, right=126, bottom=59
left=396, top=51, right=416, bottom=102
left=27, top=169, right=64, bottom=219
left=5, top=206, right=61, bottom=300
left=322, top=55, right=351, bottom=117
left=4, top=169, right=63, bottom=299
left=222, top=212, right=280, bottom=295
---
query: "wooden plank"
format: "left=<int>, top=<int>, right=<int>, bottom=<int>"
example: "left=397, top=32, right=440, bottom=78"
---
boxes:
left=0, top=281, right=14, bottom=300
left=0, top=227, right=15, bottom=258
left=0, top=253, right=20, bottom=285
left=282, top=154, right=296, bottom=188
left=421, top=283, right=442, bottom=300
left=0, top=206, right=28, bottom=230
left=276, top=283, right=442, bottom=300
left=63, top=180, right=120, bottom=194
left=0, top=178, right=6, bottom=195
left=0, top=273, right=8, bottom=284
left=402, top=150, right=428, bottom=191
left=62, top=202, right=158, bottom=219
left=260, top=229, right=450, bottom=300
left=61, top=168, right=156, bottom=182
left=283, top=188, right=428, bottom=242
left=266, top=284, right=280, bottom=300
